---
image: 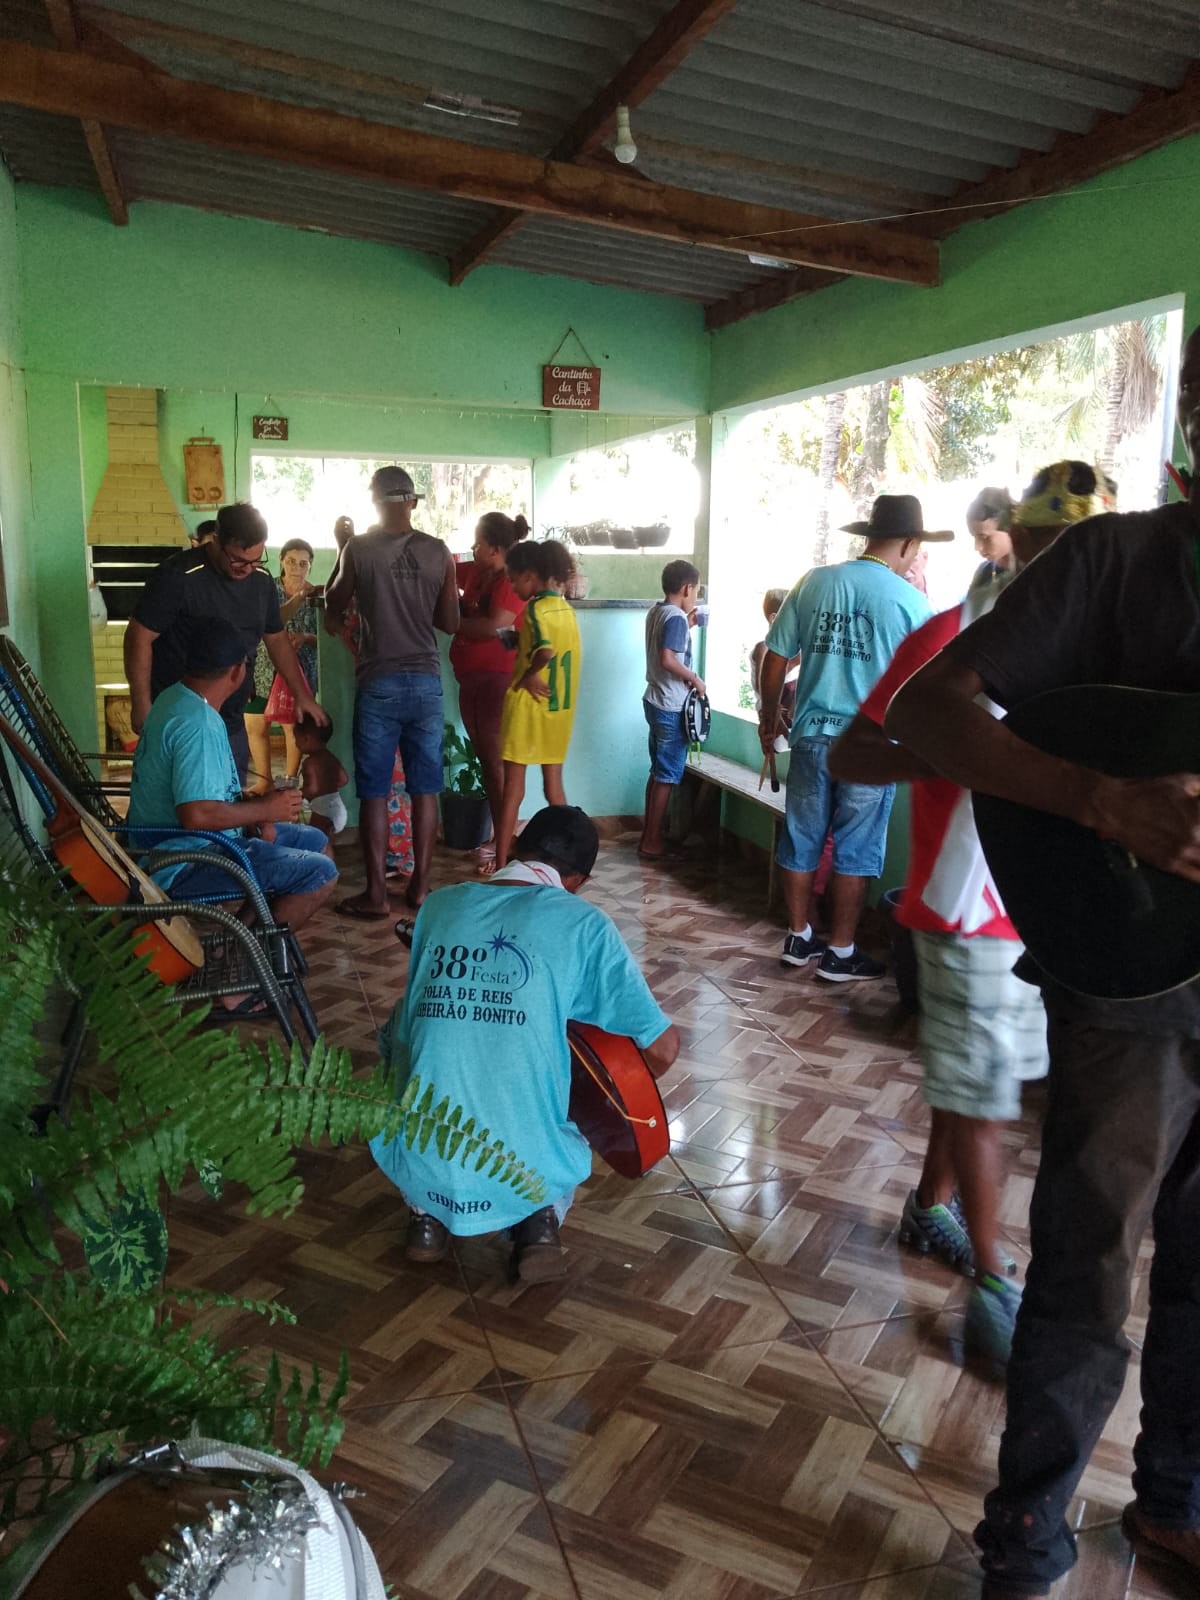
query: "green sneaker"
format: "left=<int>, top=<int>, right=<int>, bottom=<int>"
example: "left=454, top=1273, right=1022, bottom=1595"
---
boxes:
left=948, top=1192, right=1018, bottom=1277
left=899, top=1189, right=975, bottom=1274
left=965, top=1273, right=1022, bottom=1367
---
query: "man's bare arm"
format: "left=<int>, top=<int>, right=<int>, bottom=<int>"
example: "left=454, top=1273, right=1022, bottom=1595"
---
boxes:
left=885, top=653, right=1200, bottom=881
left=829, top=712, right=936, bottom=786
left=434, top=551, right=461, bottom=634
left=642, top=1023, right=680, bottom=1080
left=124, top=620, right=158, bottom=733
left=757, top=650, right=788, bottom=756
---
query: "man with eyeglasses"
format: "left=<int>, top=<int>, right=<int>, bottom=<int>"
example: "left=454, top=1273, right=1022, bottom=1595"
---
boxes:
left=126, top=502, right=327, bottom=781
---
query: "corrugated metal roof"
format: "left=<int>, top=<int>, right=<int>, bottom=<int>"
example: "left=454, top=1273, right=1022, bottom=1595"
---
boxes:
left=110, top=131, right=495, bottom=258
left=1, top=0, right=1199, bottom=308
left=638, top=0, right=1198, bottom=211
left=491, top=214, right=775, bottom=301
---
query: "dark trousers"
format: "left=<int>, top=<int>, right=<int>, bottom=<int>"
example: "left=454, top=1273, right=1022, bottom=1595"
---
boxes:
left=225, top=720, right=250, bottom=786
left=976, top=1017, right=1200, bottom=1591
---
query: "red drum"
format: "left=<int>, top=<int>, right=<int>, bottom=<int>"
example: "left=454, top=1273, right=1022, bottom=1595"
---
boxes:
left=567, top=1021, right=669, bottom=1178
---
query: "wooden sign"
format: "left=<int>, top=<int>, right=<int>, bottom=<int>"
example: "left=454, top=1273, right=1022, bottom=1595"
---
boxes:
left=182, top=436, right=225, bottom=507
left=542, top=365, right=601, bottom=411
left=252, top=414, right=289, bottom=441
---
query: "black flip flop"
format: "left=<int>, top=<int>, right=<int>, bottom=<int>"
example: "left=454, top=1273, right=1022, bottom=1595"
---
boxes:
left=335, top=898, right=392, bottom=922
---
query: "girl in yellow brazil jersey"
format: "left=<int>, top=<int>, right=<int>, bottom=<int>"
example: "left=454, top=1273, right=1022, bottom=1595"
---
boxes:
left=494, top=539, right=582, bottom=868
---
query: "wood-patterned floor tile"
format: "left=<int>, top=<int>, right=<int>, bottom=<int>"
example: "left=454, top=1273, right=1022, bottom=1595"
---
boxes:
left=192, top=829, right=1147, bottom=1597
left=503, top=1343, right=960, bottom=1598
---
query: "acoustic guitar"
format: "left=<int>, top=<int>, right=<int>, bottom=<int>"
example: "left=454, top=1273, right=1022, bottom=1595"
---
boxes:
left=0, top=713, right=203, bottom=985
left=567, top=1021, right=669, bottom=1177
left=972, top=686, right=1200, bottom=1000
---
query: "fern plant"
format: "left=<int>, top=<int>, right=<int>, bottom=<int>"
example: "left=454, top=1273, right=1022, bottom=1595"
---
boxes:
left=0, top=864, right=544, bottom=1545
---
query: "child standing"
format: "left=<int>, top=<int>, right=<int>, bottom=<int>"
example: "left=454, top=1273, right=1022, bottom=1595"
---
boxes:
left=494, top=540, right=581, bottom=870
left=639, top=560, right=704, bottom=861
left=293, top=712, right=350, bottom=838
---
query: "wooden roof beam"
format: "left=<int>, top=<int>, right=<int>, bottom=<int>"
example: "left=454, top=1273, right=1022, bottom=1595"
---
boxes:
left=704, top=60, right=1200, bottom=330
left=0, top=41, right=941, bottom=286
left=42, top=0, right=128, bottom=224
left=449, top=0, right=740, bottom=284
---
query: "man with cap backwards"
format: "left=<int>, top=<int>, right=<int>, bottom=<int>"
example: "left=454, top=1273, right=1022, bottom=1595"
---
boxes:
left=830, top=462, right=1115, bottom=1373
left=886, top=329, right=1200, bottom=1598
left=371, top=805, right=680, bottom=1280
left=325, top=466, right=460, bottom=920
left=758, top=493, right=950, bottom=981
left=128, top=618, right=338, bottom=1013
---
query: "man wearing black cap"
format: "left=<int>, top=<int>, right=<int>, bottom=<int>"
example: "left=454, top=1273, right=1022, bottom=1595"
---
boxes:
left=758, top=494, right=949, bottom=981
left=325, top=466, right=460, bottom=920
left=371, top=806, right=680, bottom=1280
left=128, top=618, right=338, bottom=1004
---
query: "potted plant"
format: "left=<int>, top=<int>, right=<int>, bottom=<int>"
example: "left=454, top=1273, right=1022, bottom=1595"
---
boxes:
left=440, top=722, right=491, bottom=850
left=0, top=867, right=543, bottom=1584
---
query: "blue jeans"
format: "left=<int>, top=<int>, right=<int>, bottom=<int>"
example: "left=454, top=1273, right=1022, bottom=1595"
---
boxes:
left=776, top=736, right=894, bottom=876
left=166, top=823, right=337, bottom=901
left=644, top=699, right=689, bottom=784
left=977, top=1018, right=1200, bottom=1591
left=353, top=672, right=443, bottom=798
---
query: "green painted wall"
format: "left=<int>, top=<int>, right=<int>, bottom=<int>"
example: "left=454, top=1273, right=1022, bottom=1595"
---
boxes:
left=704, top=132, right=1200, bottom=889
left=711, top=133, right=1200, bottom=414
left=13, top=183, right=710, bottom=815
left=0, top=163, right=35, bottom=671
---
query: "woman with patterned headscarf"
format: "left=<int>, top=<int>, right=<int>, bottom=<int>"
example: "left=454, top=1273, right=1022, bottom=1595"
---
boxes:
left=828, top=458, right=1116, bottom=1373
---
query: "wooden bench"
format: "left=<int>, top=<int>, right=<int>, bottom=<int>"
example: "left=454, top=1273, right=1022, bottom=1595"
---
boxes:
left=682, top=749, right=786, bottom=907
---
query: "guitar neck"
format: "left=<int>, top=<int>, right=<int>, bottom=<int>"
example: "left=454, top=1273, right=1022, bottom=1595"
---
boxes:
left=0, top=713, right=104, bottom=842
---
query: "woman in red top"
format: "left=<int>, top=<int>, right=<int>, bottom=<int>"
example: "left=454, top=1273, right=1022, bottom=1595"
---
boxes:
left=450, top=511, right=528, bottom=871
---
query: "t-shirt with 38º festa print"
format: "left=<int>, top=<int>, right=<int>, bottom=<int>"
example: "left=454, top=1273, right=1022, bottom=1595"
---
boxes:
left=371, top=877, right=669, bottom=1234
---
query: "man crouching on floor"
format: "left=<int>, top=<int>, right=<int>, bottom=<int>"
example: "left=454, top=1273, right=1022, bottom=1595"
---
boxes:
left=371, top=805, right=680, bottom=1282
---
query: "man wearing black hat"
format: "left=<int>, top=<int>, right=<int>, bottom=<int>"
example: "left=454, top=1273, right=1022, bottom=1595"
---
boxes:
left=758, top=494, right=949, bottom=981
left=325, top=466, right=460, bottom=920
left=128, top=618, right=338, bottom=1006
left=371, top=805, right=680, bottom=1279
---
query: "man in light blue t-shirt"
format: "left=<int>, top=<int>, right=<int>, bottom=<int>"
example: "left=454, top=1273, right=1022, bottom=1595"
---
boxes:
left=372, top=806, right=680, bottom=1282
left=758, top=495, right=948, bottom=982
left=128, top=619, right=337, bottom=1013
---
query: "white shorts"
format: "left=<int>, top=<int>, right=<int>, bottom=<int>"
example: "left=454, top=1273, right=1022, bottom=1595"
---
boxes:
left=912, top=929, right=1049, bottom=1122
left=308, top=791, right=348, bottom=833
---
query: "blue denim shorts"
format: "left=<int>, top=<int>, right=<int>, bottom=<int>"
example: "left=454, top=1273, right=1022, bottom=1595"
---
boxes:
left=776, top=736, right=895, bottom=877
left=353, top=672, right=444, bottom=798
left=166, top=823, right=337, bottom=901
left=644, top=699, right=689, bottom=785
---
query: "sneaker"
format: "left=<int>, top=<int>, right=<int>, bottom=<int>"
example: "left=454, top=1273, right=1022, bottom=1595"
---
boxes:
left=405, top=1212, right=450, bottom=1264
left=816, top=946, right=885, bottom=982
left=780, top=930, right=827, bottom=967
left=899, top=1189, right=976, bottom=1275
left=947, top=1192, right=1018, bottom=1277
left=965, top=1273, right=1022, bottom=1367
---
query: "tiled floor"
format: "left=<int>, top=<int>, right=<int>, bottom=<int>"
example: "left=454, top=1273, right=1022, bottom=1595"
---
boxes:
left=169, top=830, right=1175, bottom=1600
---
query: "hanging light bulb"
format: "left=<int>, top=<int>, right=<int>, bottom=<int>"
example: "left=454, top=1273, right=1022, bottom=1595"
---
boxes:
left=613, top=105, right=638, bottom=165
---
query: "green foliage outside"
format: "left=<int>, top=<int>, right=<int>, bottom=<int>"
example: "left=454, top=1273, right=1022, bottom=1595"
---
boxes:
left=0, top=867, right=543, bottom=1549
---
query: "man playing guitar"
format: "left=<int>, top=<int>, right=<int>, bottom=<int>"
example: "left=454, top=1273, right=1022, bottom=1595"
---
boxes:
left=885, top=326, right=1200, bottom=1597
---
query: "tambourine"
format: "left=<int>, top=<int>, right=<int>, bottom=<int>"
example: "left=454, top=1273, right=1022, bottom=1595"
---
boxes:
left=567, top=1021, right=669, bottom=1178
left=682, top=688, right=710, bottom=746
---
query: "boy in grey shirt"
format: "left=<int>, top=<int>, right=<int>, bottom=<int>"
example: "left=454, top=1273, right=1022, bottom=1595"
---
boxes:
left=639, top=560, right=704, bottom=861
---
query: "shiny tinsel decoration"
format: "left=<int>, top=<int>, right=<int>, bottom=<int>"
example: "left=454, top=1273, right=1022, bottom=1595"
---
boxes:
left=140, top=1475, right=322, bottom=1598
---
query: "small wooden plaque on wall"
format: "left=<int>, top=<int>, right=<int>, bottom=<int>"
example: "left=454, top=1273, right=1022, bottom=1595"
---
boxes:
left=252, top=415, right=289, bottom=441
left=542, top=365, right=601, bottom=411
left=183, top=436, right=225, bottom=507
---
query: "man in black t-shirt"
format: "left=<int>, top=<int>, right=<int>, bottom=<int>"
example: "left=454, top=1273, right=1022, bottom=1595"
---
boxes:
left=125, top=502, right=326, bottom=781
left=886, top=327, right=1200, bottom=1597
